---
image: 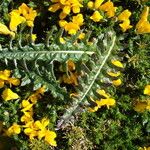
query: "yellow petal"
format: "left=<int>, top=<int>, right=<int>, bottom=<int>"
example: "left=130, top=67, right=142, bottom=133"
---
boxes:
left=118, top=9, right=132, bottom=21
left=140, top=7, right=149, bottom=21
left=90, top=11, right=103, bottom=22
left=111, top=60, right=124, bottom=68
left=26, top=21, right=34, bottom=27
left=31, top=34, right=37, bottom=42
left=64, top=22, right=80, bottom=34
left=59, top=37, right=66, bottom=44
left=63, top=6, right=71, bottom=14
left=59, top=20, right=68, bottom=27
left=144, top=85, right=150, bottom=96
left=72, top=14, right=84, bottom=26
left=59, top=12, right=67, bottom=19
left=0, top=23, right=15, bottom=37
left=78, top=33, right=85, bottom=39
left=67, top=60, right=76, bottom=71
left=7, top=123, right=21, bottom=136
left=48, top=3, right=61, bottom=12
left=94, top=0, right=104, bottom=9
left=45, top=130, right=57, bottom=146
left=72, top=6, right=80, bottom=13
left=96, top=98, right=116, bottom=108
left=0, top=79, right=4, bottom=88
left=8, top=78, right=20, bottom=86
left=87, top=1, right=94, bottom=9
left=107, top=71, right=121, bottom=77
left=112, top=79, right=122, bottom=86
left=88, top=106, right=99, bottom=112
left=99, top=1, right=116, bottom=18
left=96, top=89, right=110, bottom=98
left=22, top=100, right=30, bottom=108
left=119, top=20, right=132, bottom=32
left=9, top=11, right=26, bottom=31
left=2, top=88, right=19, bottom=101
left=134, top=101, right=147, bottom=112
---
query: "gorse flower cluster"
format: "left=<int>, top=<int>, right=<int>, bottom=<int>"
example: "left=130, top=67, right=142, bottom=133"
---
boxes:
left=0, top=0, right=149, bottom=40
left=48, top=0, right=150, bottom=35
left=0, top=70, right=20, bottom=101
left=89, top=59, right=124, bottom=112
left=89, top=89, right=116, bottom=112
left=0, top=72, right=57, bottom=147
left=136, top=6, right=150, bottom=34
left=6, top=86, right=57, bottom=146
left=134, top=85, right=150, bottom=112
left=0, top=3, right=37, bottom=38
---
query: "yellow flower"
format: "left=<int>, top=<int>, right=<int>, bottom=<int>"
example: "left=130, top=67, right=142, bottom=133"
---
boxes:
left=21, top=100, right=33, bottom=112
left=140, top=6, right=149, bottom=21
left=78, top=33, right=85, bottom=39
left=49, top=0, right=83, bottom=19
left=88, top=106, right=99, bottom=112
left=18, top=3, right=37, bottom=27
left=146, top=100, right=150, bottom=110
left=7, top=78, right=20, bottom=86
left=0, top=70, right=20, bottom=88
left=7, top=123, right=21, bottom=136
left=89, top=90, right=116, bottom=112
left=96, top=98, right=116, bottom=109
left=59, top=37, right=66, bottom=44
left=9, top=10, right=26, bottom=32
left=94, top=0, right=104, bottom=9
left=118, top=9, right=132, bottom=21
left=136, top=7, right=150, bottom=34
left=44, top=130, right=57, bottom=146
left=119, top=20, right=132, bottom=32
left=118, top=9, right=132, bottom=32
left=34, top=118, right=49, bottom=139
left=144, top=85, right=150, bottom=96
left=87, top=1, right=94, bottom=9
left=24, top=121, right=38, bottom=139
left=0, top=80, right=4, bottom=88
left=0, top=23, right=15, bottom=37
left=59, top=12, right=68, bottom=19
left=2, top=88, right=19, bottom=101
left=134, top=101, right=147, bottom=112
left=61, top=72, right=79, bottom=85
left=60, top=14, right=84, bottom=34
left=34, top=118, right=49, bottom=131
left=90, top=11, right=103, bottom=22
left=48, top=3, right=61, bottom=12
left=63, top=5, right=71, bottom=14
left=72, top=14, right=84, bottom=26
left=0, top=70, right=11, bottom=80
left=31, top=34, right=37, bottom=42
left=67, top=60, right=76, bottom=71
left=99, top=1, right=117, bottom=18
left=138, top=147, right=150, bottom=150
left=107, top=71, right=121, bottom=77
left=59, top=20, right=68, bottom=27
left=112, top=79, right=122, bottom=86
left=72, top=5, right=80, bottom=13
left=21, top=113, right=33, bottom=123
left=35, top=86, right=45, bottom=95
left=111, top=60, right=124, bottom=68
left=64, top=22, right=80, bottom=35
left=96, top=89, right=110, bottom=98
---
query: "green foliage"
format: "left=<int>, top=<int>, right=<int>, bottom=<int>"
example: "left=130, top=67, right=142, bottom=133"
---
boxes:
left=29, top=139, right=53, bottom=150
left=0, top=0, right=150, bottom=149
left=64, top=126, right=93, bottom=150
